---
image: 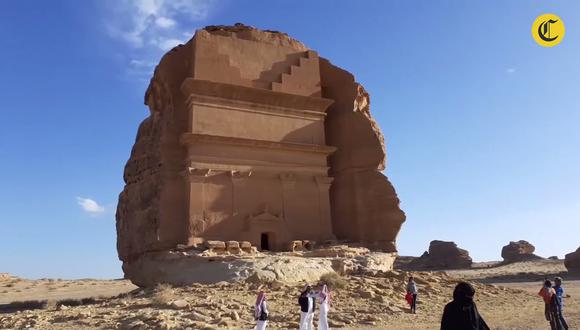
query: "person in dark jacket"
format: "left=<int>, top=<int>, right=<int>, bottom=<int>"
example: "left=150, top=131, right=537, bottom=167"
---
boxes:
left=549, top=277, right=569, bottom=330
left=298, top=284, right=317, bottom=330
left=441, top=282, right=490, bottom=330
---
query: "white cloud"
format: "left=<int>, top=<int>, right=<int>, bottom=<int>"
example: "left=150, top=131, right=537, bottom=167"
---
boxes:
left=129, top=59, right=156, bottom=68
left=155, top=17, right=176, bottom=29
left=506, top=68, right=516, bottom=74
left=156, top=38, right=184, bottom=51
left=102, top=0, right=215, bottom=77
left=76, top=197, right=106, bottom=216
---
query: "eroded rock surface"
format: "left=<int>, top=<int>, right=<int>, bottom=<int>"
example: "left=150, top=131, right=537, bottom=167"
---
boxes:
left=320, top=61, right=406, bottom=252
left=124, top=244, right=396, bottom=287
left=409, top=240, right=473, bottom=269
left=501, top=240, right=543, bottom=263
left=565, top=247, right=580, bottom=273
left=116, top=24, right=405, bottom=285
left=0, top=272, right=536, bottom=330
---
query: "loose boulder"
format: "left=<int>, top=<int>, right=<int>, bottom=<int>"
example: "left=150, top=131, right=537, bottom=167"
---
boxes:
left=564, top=247, right=580, bottom=273
left=501, top=240, right=543, bottom=263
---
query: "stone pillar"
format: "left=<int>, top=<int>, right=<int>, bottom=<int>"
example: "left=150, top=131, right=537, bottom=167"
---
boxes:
left=230, top=170, right=252, bottom=217
left=315, top=176, right=335, bottom=241
left=185, top=167, right=212, bottom=245
left=279, top=173, right=296, bottom=220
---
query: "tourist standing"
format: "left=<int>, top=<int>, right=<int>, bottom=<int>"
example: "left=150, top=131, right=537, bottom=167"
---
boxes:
left=254, top=290, right=268, bottom=330
left=440, top=282, right=490, bottom=330
left=299, top=285, right=317, bottom=330
left=538, top=279, right=556, bottom=327
left=406, top=276, right=418, bottom=314
left=318, top=284, right=331, bottom=330
left=550, top=277, right=569, bottom=330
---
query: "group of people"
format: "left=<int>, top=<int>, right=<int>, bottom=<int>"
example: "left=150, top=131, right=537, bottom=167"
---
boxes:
left=407, top=275, right=570, bottom=330
left=254, top=276, right=570, bottom=329
left=407, top=276, right=490, bottom=329
left=538, top=276, right=569, bottom=330
left=254, top=283, right=331, bottom=330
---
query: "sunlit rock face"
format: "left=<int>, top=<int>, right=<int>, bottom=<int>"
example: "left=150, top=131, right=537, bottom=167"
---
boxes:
left=409, top=240, right=473, bottom=270
left=501, top=240, right=543, bottom=263
left=116, top=24, right=405, bottom=285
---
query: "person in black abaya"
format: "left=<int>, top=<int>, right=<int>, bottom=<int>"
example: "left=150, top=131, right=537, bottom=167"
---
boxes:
left=441, top=282, right=490, bottom=330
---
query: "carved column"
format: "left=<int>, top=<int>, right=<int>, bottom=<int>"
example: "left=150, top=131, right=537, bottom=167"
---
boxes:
left=315, top=176, right=335, bottom=240
left=279, top=173, right=296, bottom=220
left=229, top=170, right=252, bottom=217
left=184, top=167, right=212, bottom=245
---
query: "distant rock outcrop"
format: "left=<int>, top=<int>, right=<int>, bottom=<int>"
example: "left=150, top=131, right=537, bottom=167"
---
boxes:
left=564, top=247, right=580, bottom=273
left=0, top=273, right=13, bottom=281
left=409, top=240, right=472, bottom=269
left=501, top=240, right=543, bottom=263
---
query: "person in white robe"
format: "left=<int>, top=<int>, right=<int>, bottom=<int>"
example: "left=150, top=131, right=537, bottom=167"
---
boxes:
left=255, top=290, right=268, bottom=330
left=318, top=284, right=331, bottom=330
left=299, top=284, right=318, bottom=330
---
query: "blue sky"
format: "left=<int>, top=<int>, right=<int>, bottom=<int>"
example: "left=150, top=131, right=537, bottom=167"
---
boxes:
left=1, top=1, right=579, bottom=279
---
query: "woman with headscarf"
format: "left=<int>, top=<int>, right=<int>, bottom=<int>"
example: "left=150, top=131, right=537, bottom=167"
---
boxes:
left=538, top=279, right=556, bottom=327
left=318, top=284, right=331, bottom=330
left=254, top=290, right=268, bottom=330
left=298, top=284, right=317, bottom=330
left=441, top=282, right=490, bottom=330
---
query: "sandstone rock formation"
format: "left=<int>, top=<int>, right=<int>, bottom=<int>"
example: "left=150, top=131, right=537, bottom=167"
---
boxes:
left=409, top=240, right=473, bottom=269
left=116, top=24, right=405, bottom=285
left=320, top=60, right=405, bottom=252
left=122, top=244, right=396, bottom=286
left=501, top=240, right=543, bottom=263
left=564, top=247, right=580, bottom=273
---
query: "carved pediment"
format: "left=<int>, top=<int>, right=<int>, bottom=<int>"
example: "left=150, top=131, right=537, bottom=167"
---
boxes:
left=249, top=204, right=282, bottom=222
left=244, top=204, right=285, bottom=230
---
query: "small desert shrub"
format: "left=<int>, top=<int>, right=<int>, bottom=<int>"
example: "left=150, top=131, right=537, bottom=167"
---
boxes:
left=43, top=300, right=57, bottom=310
left=152, top=283, right=174, bottom=306
left=58, top=297, right=98, bottom=307
left=1, top=297, right=101, bottom=313
left=5, top=300, right=46, bottom=311
left=320, top=272, right=347, bottom=290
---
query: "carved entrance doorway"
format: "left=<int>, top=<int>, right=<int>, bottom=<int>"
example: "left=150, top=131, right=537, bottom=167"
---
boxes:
left=260, top=232, right=270, bottom=251
left=244, top=206, right=289, bottom=251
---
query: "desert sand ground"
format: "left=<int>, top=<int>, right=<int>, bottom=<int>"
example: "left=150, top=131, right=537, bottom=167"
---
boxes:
left=0, top=260, right=577, bottom=329
left=0, top=278, right=136, bottom=305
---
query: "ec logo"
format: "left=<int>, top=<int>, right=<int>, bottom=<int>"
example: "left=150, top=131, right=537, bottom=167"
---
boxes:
left=532, top=14, right=565, bottom=47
